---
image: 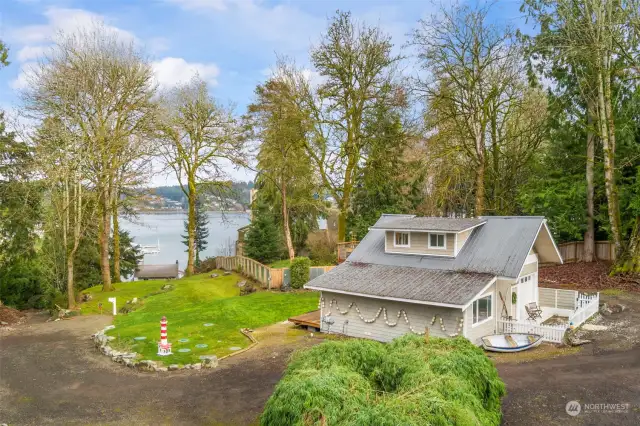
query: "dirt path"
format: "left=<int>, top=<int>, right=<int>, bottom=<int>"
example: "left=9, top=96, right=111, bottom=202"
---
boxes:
left=0, top=314, right=319, bottom=425
left=1, top=295, right=640, bottom=425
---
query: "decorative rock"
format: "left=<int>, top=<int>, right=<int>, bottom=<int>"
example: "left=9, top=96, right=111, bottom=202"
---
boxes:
left=107, top=336, right=116, bottom=341
left=161, top=284, right=173, bottom=291
left=104, top=325, right=116, bottom=331
left=131, top=297, right=138, bottom=304
left=168, top=364, right=180, bottom=371
left=210, top=273, right=219, bottom=278
left=192, top=363, right=202, bottom=370
left=81, top=293, right=93, bottom=302
left=237, top=280, right=247, bottom=288
left=157, top=367, right=168, bottom=372
left=135, top=360, right=158, bottom=372
left=184, top=364, right=192, bottom=369
left=200, top=356, right=218, bottom=368
left=223, top=271, right=232, bottom=276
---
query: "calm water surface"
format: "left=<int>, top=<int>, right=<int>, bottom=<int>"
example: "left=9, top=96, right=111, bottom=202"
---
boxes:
left=121, top=212, right=250, bottom=269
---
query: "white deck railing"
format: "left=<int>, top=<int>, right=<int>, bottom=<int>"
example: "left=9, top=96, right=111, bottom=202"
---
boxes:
left=570, top=292, right=600, bottom=326
left=498, top=291, right=600, bottom=344
left=497, top=320, right=566, bottom=343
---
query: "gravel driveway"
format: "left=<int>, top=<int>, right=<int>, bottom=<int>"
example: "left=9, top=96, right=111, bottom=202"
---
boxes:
left=1, top=293, right=639, bottom=425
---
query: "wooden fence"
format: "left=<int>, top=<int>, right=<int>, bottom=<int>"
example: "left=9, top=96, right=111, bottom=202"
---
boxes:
left=557, top=241, right=615, bottom=263
left=215, top=256, right=335, bottom=289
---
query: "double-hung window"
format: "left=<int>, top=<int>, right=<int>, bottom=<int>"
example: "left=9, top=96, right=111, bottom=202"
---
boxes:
left=428, top=233, right=446, bottom=249
left=472, top=294, right=492, bottom=326
left=394, top=232, right=409, bottom=247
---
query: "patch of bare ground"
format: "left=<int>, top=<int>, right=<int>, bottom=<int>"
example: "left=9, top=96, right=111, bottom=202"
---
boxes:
left=540, top=261, right=640, bottom=292
left=488, top=343, right=582, bottom=364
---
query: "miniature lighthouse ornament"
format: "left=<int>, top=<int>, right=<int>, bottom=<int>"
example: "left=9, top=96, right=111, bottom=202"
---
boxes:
left=157, top=316, right=173, bottom=356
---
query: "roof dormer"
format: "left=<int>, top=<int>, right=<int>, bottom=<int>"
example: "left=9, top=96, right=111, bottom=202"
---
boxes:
left=372, top=217, right=486, bottom=257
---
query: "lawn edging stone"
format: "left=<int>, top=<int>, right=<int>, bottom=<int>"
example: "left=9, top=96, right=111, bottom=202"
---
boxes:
left=91, top=326, right=218, bottom=372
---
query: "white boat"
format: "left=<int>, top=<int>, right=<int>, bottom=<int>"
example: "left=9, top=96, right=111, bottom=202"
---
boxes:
left=481, top=333, right=543, bottom=352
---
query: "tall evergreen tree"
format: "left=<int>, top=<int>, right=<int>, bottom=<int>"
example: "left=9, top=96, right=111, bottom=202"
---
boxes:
left=244, top=203, right=282, bottom=264
left=182, top=198, right=209, bottom=267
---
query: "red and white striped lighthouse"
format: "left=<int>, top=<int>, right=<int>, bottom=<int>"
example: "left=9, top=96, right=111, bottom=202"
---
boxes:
left=157, top=316, right=172, bottom=356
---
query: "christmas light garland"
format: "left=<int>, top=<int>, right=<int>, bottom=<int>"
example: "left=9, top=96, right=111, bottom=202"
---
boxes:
left=319, top=297, right=463, bottom=337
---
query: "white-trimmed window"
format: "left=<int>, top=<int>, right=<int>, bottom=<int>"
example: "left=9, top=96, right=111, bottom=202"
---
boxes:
left=428, top=233, right=446, bottom=249
left=394, top=232, right=410, bottom=247
left=472, top=294, right=492, bottom=326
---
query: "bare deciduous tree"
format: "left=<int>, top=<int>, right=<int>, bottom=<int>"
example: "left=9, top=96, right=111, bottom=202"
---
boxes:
left=158, top=76, right=243, bottom=276
left=24, top=23, right=157, bottom=291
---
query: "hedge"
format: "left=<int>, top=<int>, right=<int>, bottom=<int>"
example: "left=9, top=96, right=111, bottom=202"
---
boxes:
left=261, top=335, right=505, bottom=426
left=290, top=257, right=311, bottom=289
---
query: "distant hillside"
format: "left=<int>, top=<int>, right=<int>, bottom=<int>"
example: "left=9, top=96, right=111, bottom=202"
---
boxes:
left=150, top=182, right=254, bottom=208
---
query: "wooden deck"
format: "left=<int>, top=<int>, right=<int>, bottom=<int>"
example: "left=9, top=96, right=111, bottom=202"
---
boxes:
left=288, top=310, right=320, bottom=329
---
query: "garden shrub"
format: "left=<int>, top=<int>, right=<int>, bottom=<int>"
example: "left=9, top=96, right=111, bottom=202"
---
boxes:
left=195, top=256, right=217, bottom=274
left=290, top=257, right=311, bottom=289
left=307, top=235, right=337, bottom=265
left=261, top=335, right=505, bottom=426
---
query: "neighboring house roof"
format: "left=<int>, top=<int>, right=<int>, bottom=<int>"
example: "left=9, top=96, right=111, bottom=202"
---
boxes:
left=348, top=216, right=549, bottom=278
left=134, top=263, right=179, bottom=279
left=305, top=262, right=494, bottom=307
left=371, top=216, right=485, bottom=232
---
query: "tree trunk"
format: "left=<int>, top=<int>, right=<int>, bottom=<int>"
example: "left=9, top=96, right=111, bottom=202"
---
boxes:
left=112, top=195, right=121, bottom=283
left=66, top=255, right=75, bottom=309
left=474, top=130, right=486, bottom=216
left=281, top=181, right=295, bottom=261
left=602, top=66, right=622, bottom=257
left=186, top=175, right=197, bottom=276
left=99, top=185, right=113, bottom=291
left=597, top=69, right=622, bottom=256
left=584, top=99, right=596, bottom=262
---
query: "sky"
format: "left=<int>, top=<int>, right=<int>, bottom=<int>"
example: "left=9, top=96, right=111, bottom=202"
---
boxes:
left=0, top=0, right=527, bottom=186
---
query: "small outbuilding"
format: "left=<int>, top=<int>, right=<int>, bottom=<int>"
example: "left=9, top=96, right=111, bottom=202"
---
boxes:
left=134, top=261, right=180, bottom=281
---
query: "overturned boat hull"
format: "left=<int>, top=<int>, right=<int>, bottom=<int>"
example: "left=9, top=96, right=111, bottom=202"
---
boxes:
left=482, top=333, right=543, bottom=352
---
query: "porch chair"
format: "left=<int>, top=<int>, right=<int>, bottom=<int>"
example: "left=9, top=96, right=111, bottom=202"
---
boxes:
left=525, top=302, right=543, bottom=322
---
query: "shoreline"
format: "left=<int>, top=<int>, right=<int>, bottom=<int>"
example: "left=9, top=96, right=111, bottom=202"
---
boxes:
left=132, top=209, right=249, bottom=215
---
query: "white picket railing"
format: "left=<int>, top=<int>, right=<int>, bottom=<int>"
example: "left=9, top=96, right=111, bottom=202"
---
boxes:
left=570, top=292, right=600, bottom=327
left=497, top=320, right=567, bottom=343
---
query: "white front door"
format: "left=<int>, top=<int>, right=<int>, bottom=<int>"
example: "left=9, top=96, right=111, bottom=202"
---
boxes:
left=517, top=274, right=536, bottom=320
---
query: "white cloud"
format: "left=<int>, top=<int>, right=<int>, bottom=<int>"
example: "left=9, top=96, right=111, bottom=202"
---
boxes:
left=152, top=57, right=220, bottom=89
left=9, top=7, right=137, bottom=46
left=147, top=37, right=171, bottom=54
left=10, top=62, right=37, bottom=90
left=165, top=0, right=227, bottom=12
left=16, top=45, right=48, bottom=62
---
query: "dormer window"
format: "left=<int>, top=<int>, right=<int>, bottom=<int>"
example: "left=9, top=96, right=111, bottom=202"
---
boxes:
left=429, top=233, right=446, bottom=249
left=394, top=232, right=410, bottom=247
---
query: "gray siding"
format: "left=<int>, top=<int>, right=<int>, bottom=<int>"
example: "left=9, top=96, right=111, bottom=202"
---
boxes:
left=456, top=229, right=472, bottom=255
left=320, top=292, right=463, bottom=342
left=385, top=231, right=455, bottom=257
left=464, top=283, right=497, bottom=345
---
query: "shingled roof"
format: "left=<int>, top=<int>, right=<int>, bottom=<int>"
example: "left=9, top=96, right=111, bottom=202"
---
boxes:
left=305, top=263, right=494, bottom=307
left=370, top=216, right=485, bottom=232
left=305, top=215, right=559, bottom=306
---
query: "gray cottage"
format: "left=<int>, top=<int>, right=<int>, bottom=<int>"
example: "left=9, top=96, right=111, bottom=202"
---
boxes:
left=304, top=214, right=563, bottom=345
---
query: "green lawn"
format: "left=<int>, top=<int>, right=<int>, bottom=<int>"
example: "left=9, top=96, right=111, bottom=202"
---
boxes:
left=80, top=271, right=319, bottom=365
left=269, top=259, right=291, bottom=268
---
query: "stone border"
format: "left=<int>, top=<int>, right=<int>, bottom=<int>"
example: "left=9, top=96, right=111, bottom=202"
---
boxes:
left=91, top=325, right=218, bottom=372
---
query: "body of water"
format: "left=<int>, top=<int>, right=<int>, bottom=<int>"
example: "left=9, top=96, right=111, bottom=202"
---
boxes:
left=121, top=212, right=250, bottom=269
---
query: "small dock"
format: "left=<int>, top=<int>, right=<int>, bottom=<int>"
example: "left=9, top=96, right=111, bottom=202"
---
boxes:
left=289, top=310, right=320, bottom=330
